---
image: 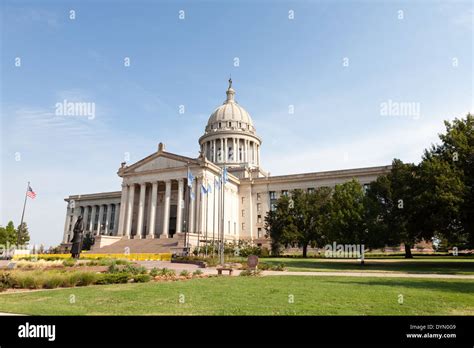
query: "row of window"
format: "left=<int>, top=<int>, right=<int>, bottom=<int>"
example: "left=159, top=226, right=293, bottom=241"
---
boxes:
left=211, top=122, right=250, bottom=130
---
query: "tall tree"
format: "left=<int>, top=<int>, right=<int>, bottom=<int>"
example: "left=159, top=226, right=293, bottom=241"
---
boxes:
left=265, top=187, right=332, bottom=257
left=0, top=221, right=17, bottom=246
left=326, top=180, right=366, bottom=246
left=16, top=222, right=30, bottom=245
left=365, top=159, right=433, bottom=258
left=421, top=114, right=473, bottom=247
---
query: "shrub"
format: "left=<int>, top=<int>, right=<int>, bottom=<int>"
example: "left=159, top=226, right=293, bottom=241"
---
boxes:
left=133, top=274, right=151, bottom=283
left=62, top=259, right=77, bottom=267
left=43, top=274, right=65, bottom=289
left=75, top=272, right=98, bottom=286
left=159, top=268, right=176, bottom=277
left=239, top=269, right=262, bottom=277
left=96, top=272, right=130, bottom=284
left=179, top=270, right=190, bottom=277
left=149, top=268, right=159, bottom=277
left=12, top=272, right=43, bottom=289
left=272, top=263, right=286, bottom=271
left=123, top=264, right=147, bottom=275
left=192, top=269, right=203, bottom=276
left=0, top=272, right=13, bottom=290
left=107, top=263, right=120, bottom=274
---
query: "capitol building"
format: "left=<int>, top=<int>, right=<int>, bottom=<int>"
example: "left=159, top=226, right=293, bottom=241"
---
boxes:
left=61, top=80, right=390, bottom=253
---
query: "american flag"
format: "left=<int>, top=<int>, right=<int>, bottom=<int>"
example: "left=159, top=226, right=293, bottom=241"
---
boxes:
left=26, top=184, right=36, bottom=199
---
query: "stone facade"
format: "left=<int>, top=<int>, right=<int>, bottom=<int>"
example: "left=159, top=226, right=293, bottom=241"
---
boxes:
left=61, top=80, right=391, bottom=249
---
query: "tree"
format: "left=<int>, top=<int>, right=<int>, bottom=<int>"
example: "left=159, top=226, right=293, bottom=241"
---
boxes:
left=16, top=222, right=30, bottom=246
left=0, top=221, right=17, bottom=246
left=365, top=159, right=434, bottom=258
left=421, top=114, right=473, bottom=247
left=265, top=187, right=332, bottom=257
left=364, top=175, right=399, bottom=249
left=326, top=180, right=366, bottom=246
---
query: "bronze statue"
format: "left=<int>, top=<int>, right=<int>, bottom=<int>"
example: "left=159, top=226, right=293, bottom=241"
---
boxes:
left=70, top=216, right=84, bottom=259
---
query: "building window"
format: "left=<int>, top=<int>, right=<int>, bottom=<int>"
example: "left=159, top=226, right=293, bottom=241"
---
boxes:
left=241, top=197, right=245, bottom=204
left=71, top=208, right=74, bottom=214
left=257, top=193, right=261, bottom=201
left=258, top=228, right=262, bottom=238
left=219, top=122, right=222, bottom=128
left=257, top=203, right=261, bottom=212
left=363, top=183, right=370, bottom=194
left=257, top=215, right=262, bottom=223
left=270, top=203, right=277, bottom=211
left=308, top=187, right=315, bottom=194
left=242, top=223, right=245, bottom=231
left=269, top=191, right=276, bottom=200
left=241, top=210, right=245, bottom=217
left=281, top=190, right=289, bottom=196
left=228, top=122, right=231, bottom=127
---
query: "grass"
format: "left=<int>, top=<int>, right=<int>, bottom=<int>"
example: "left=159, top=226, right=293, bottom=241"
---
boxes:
left=262, top=257, right=474, bottom=275
left=0, top=276, right=472, bottom=315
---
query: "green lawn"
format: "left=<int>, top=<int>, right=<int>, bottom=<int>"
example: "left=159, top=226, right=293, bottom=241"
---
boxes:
left=263, top=257, right=474, bottom=274
left=0, top=276, right=473, bottom=315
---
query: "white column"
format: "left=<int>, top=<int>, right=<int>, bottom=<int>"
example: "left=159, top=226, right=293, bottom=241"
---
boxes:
left=161, top=180, right=171, bottom=238
left=224, top=138, right=228, bottom=162
left=136, top=183, right=146, bottom=239
left=233, top=138, right=237, bottom=162
left=176, top=178, right=184, bottom=234
left=105, top=203, right=112, bottom=235
left=148, top=181, right=158, bottom=238
left=196, top=177, right=201, bottom=234
left=89, top=206, right=96, bottom=232
left=117, top=184, right=128, bottom=236
left=189, top=179, right=195, bottom=233
left=251, top=142, right=255, bottom=164
left=213, top=139, right=216, bottom=162
left=125, top=184, right=135, bottom=238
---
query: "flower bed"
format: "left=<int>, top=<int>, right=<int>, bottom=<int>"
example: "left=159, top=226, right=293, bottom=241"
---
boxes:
left=13, top=253, right=172, bottom=262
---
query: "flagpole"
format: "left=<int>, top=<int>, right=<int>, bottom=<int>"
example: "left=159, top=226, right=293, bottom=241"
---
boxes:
left=197, top=176, right=200, bottom=256
left=204, top=177, right=208, bottom=258
left=184, top=164, right=190, bottom=255
left=212, top=177, right=216, bottom=258
left=18, top=181, right=29, bottom=247
left=219, top=166, right=225, bottom=265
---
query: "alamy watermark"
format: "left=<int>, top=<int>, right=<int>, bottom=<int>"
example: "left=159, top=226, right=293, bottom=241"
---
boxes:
left=55, top=99, right=95, bottom=119
left=324, top=242, right=365, bottom=260
left=380, top=99, right=421, bottom=120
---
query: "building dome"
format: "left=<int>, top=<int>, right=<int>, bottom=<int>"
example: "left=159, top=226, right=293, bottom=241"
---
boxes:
left=199, top=79, right=262, bottom=168
left=205, top=79, right=256, bottom=134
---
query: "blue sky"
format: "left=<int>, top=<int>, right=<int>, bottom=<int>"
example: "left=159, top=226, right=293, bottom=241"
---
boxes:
left=1, top=0, right=472, bottom=247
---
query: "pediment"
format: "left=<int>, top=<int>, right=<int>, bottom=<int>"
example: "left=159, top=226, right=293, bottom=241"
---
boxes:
left=123, top=151, right=198, bottom=174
